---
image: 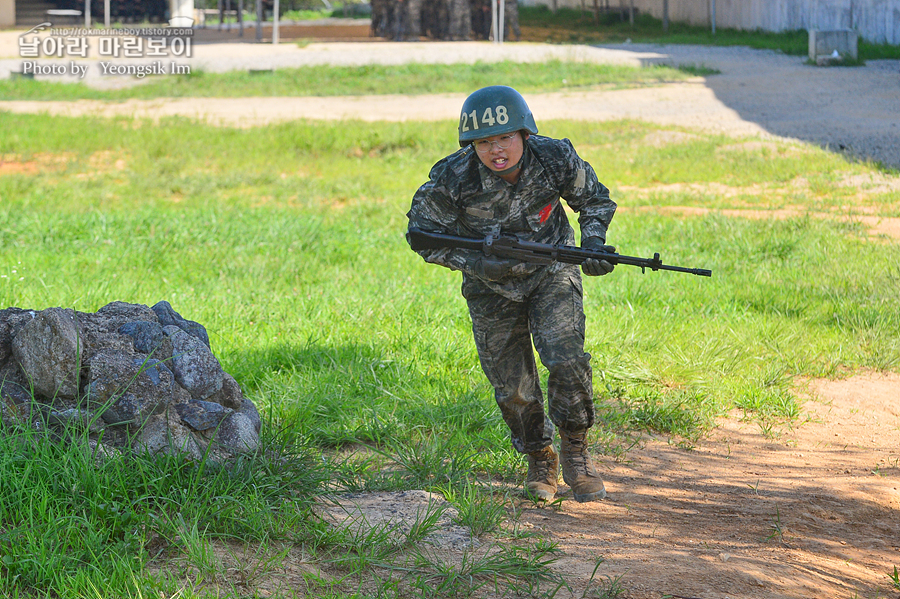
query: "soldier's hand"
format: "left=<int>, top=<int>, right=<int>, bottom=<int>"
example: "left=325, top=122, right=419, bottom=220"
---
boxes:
left=473, top=256, right=516, bottom=281
left=581, top=237, right=616, bottom=277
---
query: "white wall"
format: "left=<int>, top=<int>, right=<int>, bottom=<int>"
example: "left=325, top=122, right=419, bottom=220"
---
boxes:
left=543, top=0, right=900, bottom=44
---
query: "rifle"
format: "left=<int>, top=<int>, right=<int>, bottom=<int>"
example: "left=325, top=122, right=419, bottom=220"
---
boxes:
left=408, top=227, right=712, bottom=277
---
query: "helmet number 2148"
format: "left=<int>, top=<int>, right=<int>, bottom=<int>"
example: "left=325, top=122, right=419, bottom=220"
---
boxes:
left=460, top=105, right=509, bottom=132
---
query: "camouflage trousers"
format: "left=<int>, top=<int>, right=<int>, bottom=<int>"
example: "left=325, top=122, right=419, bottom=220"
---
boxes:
left=463, top=266, right=594, bottom=455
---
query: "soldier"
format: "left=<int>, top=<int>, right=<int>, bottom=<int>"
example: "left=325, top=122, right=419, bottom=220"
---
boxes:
left=391, top=0, right=407, bottom=40
left=447, top=0, right=471, bottom=40
left=405, top=0, right=425, bottom=39
left=470, top=0, right=492, bottom=40
left=370, top=0, right=390, bottom=37
left=503, top=0, right=520, bottom=41
left=406, top=86, right=617, bottom=502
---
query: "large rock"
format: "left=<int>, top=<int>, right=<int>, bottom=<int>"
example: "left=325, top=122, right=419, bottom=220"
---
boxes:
left=77, top=303, right=154, bottom=365
left=164, top=325, right=224, bottom=400
left=175, top=399, right=232, bottom=432
left=135, top=411, right=203, bottom=461
left=11, top=308, right=81, bottom=399
left=87, top=351, right=174, bottom=426
left=0, top=301, right=260, bottom=464
left=0, top=308, right=38, bottom=365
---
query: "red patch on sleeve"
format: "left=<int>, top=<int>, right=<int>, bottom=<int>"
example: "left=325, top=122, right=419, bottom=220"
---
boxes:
left=538, top=203, right=553, bottom=223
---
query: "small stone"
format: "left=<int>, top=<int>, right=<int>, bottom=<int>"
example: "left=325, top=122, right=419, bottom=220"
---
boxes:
left=152, top=301, right=210, bottom=348
left=89, top=351, right=174, bottom=426
left=206, top=373, right=244, bottom=410
left=215, top=411, right=260, bottom=452
left=118, top=321, right=172, bottom=360
left=47, top=408, right=104, bottom=433
left=164, top=326, right=224, bottom=400
left=175, top=399, right=232, bottom=431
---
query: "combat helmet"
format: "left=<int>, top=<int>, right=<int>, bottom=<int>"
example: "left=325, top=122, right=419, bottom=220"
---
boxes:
left=458, top=86, right=538, bottom=147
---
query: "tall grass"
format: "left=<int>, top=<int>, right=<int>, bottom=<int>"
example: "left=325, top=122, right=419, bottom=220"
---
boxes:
left=1, top=111, right=898, bottom=596
left=0, top=421, right=327, bottom=595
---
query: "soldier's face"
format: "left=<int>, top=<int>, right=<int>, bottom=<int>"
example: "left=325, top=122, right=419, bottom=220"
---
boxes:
left=473, top=131, right=525, bottom=174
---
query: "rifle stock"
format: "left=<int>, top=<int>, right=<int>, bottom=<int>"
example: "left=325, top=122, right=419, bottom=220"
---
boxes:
left=408, top=227, right=712, bottom=277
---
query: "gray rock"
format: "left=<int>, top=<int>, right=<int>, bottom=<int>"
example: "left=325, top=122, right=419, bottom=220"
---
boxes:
left=89, top=352, right=174, bottom=426
left=206, top=372, right=244, bottom=410
left=0, top=307, right=38, bottom=364
left=96, top=301, right=158, bottom=326
left=118, top=321, right=173, bottom=361
left=1, top=302, right=260, bottom=463
left=215, top=410, right=260, bottom=453
left=164, top=326, right=224, bottom=400
left=77, top=304, right=154, bottom=365
left=175, top=399, right=232, bottom=431
left=11, top=308, right=82, bottom=399
left=135, top=411, right=203, bottom=460
left=238, top=397, right=261, bottom=435
left=152, top=301, right=210, bottom=348
left=47, top=408, right=104, bottom=433
left=84, top=439, right=121, bottom=463
left=0, top=361, right=32, bottom=405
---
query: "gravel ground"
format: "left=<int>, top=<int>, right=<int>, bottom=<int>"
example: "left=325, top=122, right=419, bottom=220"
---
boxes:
left=1, top=33, right=898, bottom=167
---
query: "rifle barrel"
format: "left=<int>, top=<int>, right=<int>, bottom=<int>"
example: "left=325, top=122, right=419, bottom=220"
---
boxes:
left=408, top=228, right=712, bottom=277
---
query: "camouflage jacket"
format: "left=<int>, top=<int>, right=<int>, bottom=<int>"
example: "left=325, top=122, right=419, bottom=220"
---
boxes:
left=406, top=135, right=617, bottom=301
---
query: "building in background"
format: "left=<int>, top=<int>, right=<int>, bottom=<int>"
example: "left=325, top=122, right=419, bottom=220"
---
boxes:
left=2, top=0, right=898, bottom=45
left=521, top=0, right=899, bottom=45
left=0, top=0, right=188, bottom=28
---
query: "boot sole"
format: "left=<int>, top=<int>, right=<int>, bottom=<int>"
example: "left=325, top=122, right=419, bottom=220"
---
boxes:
left=524, top=486, right=557, bottom=501
left=572, top=488, right=607, bottom=502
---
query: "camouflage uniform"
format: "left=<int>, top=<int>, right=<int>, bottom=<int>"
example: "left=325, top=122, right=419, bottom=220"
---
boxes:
left=470, top=0, right=492, bottom=39
left=502, top=0, right=520, bottom=41
left=406, top=135, right=616, bottom=454
left=405, top=0, right=425, bottom=38
left=447, top=0, right=471, bottom=40
left=391, top=0, right=407, bottom=40
left=370, top=0, right=390, bottom=37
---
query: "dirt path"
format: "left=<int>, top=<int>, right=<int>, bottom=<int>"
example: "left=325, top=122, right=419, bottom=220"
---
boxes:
left=1, top=38, right=898, bottom=166
left=539, top=372, right=900, bottom=598
left=0, top=84, right=771, bottom=138
left=291, top=371, right=900, bottom=599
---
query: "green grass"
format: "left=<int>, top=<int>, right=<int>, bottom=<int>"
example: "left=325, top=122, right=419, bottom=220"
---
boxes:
left=0, top=423, right=327, bottom=596
left=1, top=111, right=899, bottom=596
left=0, top=59, right=696, bottom=101
left=519, top=6, right=900, bottom=60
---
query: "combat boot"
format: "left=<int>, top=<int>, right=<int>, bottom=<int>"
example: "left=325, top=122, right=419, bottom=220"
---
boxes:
left=524, top=444, right=559, bottom=501
left=559, top=430, right=606, bottom=502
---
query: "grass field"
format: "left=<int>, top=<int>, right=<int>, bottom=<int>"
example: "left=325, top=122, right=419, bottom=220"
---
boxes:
left=2, top=108, right=898, bottom=597
left=1, top=51, right=899, bottom=597
left=0, top=59, right=703, bottom=101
